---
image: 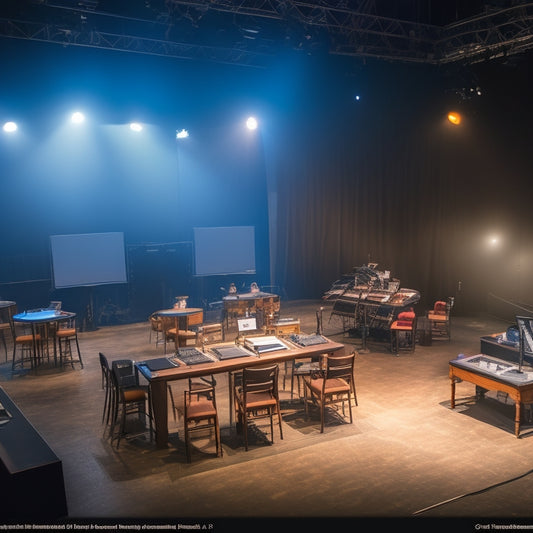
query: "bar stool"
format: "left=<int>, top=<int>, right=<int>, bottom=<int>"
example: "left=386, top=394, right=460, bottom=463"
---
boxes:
left=0, top=302, right=17, bottom=362
left=55, top=317, right=83, bottom=368
left=10, top=320, right=41, bottom=370
left=110, top=359, right=153, bottom=449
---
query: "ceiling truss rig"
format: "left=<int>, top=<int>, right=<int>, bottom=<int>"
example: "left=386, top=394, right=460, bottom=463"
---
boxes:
left=0, top=0, right=531, bottom=67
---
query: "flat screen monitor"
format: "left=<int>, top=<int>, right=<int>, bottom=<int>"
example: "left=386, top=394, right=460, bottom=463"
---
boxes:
left=193, top=226, right=256, bottom=276
left=516, top=316, right=533, bottom=371
left=50, top=232, right=127, bottom=289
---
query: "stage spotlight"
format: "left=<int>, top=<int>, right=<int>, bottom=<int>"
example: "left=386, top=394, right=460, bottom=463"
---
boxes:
left=176, top=129, right=189, bottom=139
left=488, top=235, right=500, bottom=247
left=246, top=116, right=258, bottom=130
left=71, top=111, right=85, bottom=124
left=3, top=121, right=17, bottom=132
left=447, top=111, right=462, bottom=125
left=129, top=122, right=143, bottom=132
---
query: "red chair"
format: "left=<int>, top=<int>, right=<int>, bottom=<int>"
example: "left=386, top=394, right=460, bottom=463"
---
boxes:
left=428, top=300, right=451, bottom=340
left=390, top=309, right=417, bottom=354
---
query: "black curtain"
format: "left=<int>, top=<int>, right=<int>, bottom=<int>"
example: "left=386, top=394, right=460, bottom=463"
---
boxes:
left=271, top=57, right=533, bottom=316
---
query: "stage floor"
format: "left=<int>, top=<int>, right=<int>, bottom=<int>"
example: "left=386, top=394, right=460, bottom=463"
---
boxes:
left=0, top=300, right=530, bottom=529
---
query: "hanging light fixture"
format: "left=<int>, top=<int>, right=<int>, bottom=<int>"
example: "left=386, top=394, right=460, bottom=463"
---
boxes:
left=447, top=111, right=462, bottom=125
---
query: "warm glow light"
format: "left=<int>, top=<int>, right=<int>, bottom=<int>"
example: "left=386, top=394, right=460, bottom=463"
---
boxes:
left=246, top=116, right=258, bottom=130
left=488, top=235, right=500, bottom=247
left=447, top=111, right=462, bottom=125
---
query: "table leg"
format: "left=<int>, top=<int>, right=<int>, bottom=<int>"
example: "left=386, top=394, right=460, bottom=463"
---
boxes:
left=515, top=402, right=521, bottom=438
left=150, top=381, right=169, bottom=448
left=450, top=378, right=456, bottom=409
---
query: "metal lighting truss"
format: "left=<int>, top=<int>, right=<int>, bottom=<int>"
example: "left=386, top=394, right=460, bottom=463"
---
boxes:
left=0, top=0, right=531, bottom=67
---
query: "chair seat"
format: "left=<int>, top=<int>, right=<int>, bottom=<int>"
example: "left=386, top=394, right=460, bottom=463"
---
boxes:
left=202, top=323, right=223, bottom=334
left=55, top=328, right=76, bottom=337
left=390, top=322, right=414, bottom=331
left=16, top=333, right=41, bottom=343
left=177, top=329, right=196, bottom=338
left=307, top=377, right=351, bottom=395
left=186, top=398, right=218, bottom=419
left=428, top=312, right=447, bottom=322
left=122, top=388, right=147, bottom=402
left=236, top=391, right=277, bottom=409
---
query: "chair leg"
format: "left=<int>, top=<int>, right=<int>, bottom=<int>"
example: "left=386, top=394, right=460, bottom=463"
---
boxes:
left=74, top=335, right=83, bottom=368
left=348, top=392, right=353, bottom=424
left=276, top=403, right=283, bottom=440
left=243, top=410, right=249, bottom=451
left=1, top=331, right=7, bottom=363
left=215, top=415, right=222, bottom=458
left=168, top=385, right=177, bottom=422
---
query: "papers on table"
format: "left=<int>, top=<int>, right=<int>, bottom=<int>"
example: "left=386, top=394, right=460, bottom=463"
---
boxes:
left=244, top=335, right=290, bottom=354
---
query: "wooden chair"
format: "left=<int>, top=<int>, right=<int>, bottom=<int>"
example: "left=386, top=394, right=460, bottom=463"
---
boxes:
left=182, top=377, right=222, bottom=462
left=148, top=313, right=163, bottom=346
left=233, top=364, right=283, bottom=451
left=288, top=356, right=321, bottom=400
left=194, top=306, right=224, bottom=348
left=98, top=352, right=115, bottom=430
left=159, top=315, right=176, bottom=354
left=390, top=310, right=417, bottom=354
left=109, top=359, right=153, bottom=449
left=427, top=300, right=451, bottom=340
left=161, top=310, right=204, bottom=352
left=304, top=351, right=357, bottom=433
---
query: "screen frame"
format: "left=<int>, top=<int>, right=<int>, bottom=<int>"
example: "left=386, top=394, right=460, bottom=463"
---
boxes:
left=193, top=225, right=256, bottom=277
left=50, top=231, right=128, bottom=289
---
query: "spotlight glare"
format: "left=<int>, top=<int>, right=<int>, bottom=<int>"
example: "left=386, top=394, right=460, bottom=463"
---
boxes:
left=130, top=122, right=143, bottom=132
left=447, top=111, right=462, bottom=125
left=176, top=129, right=189, bottom=139
left=71, top=111, right=85, bottom=124
left=246, top=116, right=258, bottom=130
left=3, top=121, right=17, bottom=132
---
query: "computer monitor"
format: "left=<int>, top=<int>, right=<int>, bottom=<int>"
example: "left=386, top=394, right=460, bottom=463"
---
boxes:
left=516, top=315, right=533, bottom=372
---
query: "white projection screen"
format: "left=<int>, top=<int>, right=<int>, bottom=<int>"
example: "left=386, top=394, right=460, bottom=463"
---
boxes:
left=50, top=232, right=128, bottom=289
left=193, top=226, right=256, bottom=276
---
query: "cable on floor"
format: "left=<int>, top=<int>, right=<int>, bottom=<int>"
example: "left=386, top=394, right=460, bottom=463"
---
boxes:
left=412, top=466, right=533, bottom=515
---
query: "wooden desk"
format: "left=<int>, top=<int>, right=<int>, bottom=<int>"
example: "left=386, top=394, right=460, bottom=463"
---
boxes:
left=449, top=354, right=533, bottom=437
left=137, top=336, right=344, bottom=447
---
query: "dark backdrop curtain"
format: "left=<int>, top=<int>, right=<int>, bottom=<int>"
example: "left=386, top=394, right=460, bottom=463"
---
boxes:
left=271, top=58, right=533, bottom=316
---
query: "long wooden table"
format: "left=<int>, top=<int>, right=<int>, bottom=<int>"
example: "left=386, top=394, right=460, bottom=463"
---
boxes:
left=449, top=354, right=533, bottom=437
left=137, top=336, right=345, bottom=447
